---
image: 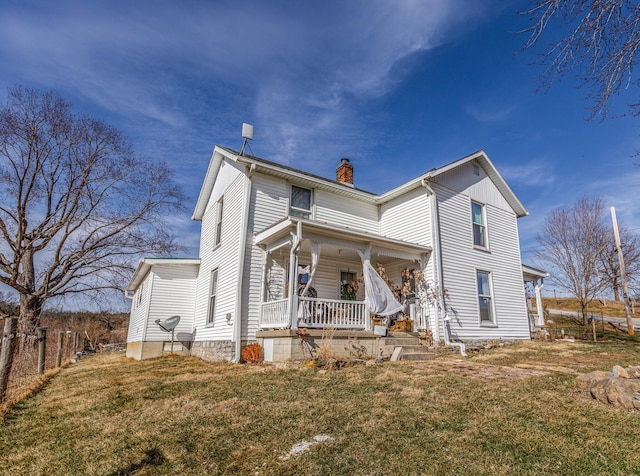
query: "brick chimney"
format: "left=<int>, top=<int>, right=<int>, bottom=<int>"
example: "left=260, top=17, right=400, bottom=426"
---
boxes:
left=336, top=158, right=354, bottom=185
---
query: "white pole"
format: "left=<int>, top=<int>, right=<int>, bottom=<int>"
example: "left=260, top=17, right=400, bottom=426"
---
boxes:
left=611, top=206, right=634, bottom=336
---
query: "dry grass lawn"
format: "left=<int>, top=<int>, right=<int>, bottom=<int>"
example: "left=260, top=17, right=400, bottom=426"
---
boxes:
left=1, top=341, right=640, bottom=475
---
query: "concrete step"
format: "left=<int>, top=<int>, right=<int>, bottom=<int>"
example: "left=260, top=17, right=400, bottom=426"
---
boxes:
left=388, top=331, right=420, bottom=337
left=384, top=337, right=421, bottom=346
left=396, top=345, right=426, bottom=353
left=401, top=351, right=436, bottom=361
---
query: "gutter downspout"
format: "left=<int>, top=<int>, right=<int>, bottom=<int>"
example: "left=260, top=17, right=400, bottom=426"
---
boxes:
left=233, top=163, right=255, bottom=362
left=421, top=179, right=466, bottom=357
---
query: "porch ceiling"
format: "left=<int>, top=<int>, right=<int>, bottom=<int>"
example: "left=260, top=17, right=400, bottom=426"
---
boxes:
left=254, top=217, right=431, bottom=262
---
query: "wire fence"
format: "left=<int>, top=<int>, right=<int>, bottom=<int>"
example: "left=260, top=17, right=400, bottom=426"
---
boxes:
left=546, top=311, right=631, bottom=340
left=1, top=318, right=83, bottom=406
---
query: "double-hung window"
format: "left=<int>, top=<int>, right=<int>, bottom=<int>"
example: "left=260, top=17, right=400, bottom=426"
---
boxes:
left=207, top=269, right=218, bottom=326
left=214, top=198, right=223, bottom=247
left=472, top=201, right=487, bottom=248
left=290, top=185, right=312, bottom=218
left=476, top=270, right=494, bottom=324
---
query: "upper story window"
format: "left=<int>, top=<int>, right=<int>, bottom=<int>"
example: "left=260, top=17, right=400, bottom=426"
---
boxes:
left=290, top=185, right=312, bottom=218
left=214, top=198, right=223, bottom=247
left=471, top=201, right=487, bottom=248
left=134, top=282, right=144, bottom=309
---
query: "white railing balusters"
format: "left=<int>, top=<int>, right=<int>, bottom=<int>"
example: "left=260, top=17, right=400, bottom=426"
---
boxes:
left=296, top=297, right=367, bottom=329
left=260, top=298, right=290, bottom=328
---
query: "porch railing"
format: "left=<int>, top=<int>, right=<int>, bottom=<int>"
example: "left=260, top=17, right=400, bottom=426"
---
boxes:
left=298, top=297, right=368, bottom=329
left=412, top=300, right=432, bottom=330
left=260, top=298, right=290, bottom=329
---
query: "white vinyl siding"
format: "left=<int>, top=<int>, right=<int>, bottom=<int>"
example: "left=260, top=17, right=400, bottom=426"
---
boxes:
left=142, top=264, right=198, bottom=342
left=243, top=174, right=289, bottom=339
left=380, top=187, right=431, bottom=246
left=434, top=179, right=529, bottom=340
left=127, top=272, right=152, bottom=343
left=315, top=189, right=378, bottom=234
left=193, top=173, right=246, bottom=341
left=436, top=161, right=513, bottom=214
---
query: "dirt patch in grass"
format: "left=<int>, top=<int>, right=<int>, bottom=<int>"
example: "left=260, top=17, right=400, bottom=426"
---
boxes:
left=425, top=359, right=550, bottom=380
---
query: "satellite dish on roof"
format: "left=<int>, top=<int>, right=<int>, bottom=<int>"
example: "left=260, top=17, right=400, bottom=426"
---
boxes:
left=240, top=123, right=253, bottom=156
left=155, top=315, right=181, bottom=355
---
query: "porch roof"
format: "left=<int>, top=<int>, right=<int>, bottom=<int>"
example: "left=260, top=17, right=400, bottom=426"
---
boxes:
left=254, top=217, right=431, bottom=261
left=522, top=263, right=549, bottom=282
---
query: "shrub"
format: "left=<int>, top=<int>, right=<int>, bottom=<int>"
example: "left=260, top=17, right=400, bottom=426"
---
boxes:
left=241, top=343, right=262, bottom=364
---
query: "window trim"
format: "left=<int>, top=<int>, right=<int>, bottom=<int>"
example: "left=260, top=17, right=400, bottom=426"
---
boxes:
left=476, top=269, right=496, bottom=326
left=471, top=200, right=489, bottom=250
left=289, top=184, right=313, bottom=219
left=134, top=282, right=144, bottom=309
left=339, top=269, right=358, bottom=301
left=207, top=268, right=219, bottom=326
left=213, top=197, right=223, bottom=248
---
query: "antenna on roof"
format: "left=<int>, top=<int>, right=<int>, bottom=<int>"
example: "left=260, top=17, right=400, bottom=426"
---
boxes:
left=240, top=123, right=253, bottom=156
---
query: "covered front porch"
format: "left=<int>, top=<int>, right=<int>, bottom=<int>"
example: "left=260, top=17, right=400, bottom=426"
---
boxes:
left=254, top=218, right=433, bottom=335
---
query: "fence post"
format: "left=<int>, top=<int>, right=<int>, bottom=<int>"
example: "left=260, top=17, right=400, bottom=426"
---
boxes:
left=56, top=331, right=64, bottom=368
left=37, top=327, right=47, bottom=376
left=0, top=318, right=18, bottom=402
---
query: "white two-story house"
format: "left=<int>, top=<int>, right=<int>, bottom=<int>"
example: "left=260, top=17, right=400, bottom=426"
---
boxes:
left=125, top=144, right=546, bottom=362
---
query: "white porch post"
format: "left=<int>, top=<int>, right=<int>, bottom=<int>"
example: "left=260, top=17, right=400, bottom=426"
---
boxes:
left=289, top=221, right=302, bottom=330
left=534, top=278, right=545, bottom=327
left=258, top=248, right=268, bottom=328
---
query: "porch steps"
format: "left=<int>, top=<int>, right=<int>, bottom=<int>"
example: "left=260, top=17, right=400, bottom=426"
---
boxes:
left=385, top=332, right=436, bottom=362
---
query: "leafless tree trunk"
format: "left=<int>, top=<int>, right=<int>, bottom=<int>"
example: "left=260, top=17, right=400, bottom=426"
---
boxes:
left=536, top=196, right=609, bottom=323
left=520, top=0, right=640, bottom=118
left=0, top=86, right=185, bottom=335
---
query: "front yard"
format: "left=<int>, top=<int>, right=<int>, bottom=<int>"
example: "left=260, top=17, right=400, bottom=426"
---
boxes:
left=1, top=341, right=640, bottom=475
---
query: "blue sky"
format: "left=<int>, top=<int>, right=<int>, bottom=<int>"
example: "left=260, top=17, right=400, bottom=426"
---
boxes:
left=1, top=0, right=639, bottom=284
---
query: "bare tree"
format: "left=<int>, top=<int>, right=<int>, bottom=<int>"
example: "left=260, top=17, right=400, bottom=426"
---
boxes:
left=598, top=223, right=640, bottom=300
left=0, top=86, right=185, bottom=335
left=521, top=1, right=640, bottom=118
left=536, top=196, right=609, bottom=321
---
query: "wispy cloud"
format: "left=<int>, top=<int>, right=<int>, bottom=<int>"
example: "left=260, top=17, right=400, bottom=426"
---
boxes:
left=0, top=0, right=493, bottom=165
left=501, top=160, right=556, bottom=187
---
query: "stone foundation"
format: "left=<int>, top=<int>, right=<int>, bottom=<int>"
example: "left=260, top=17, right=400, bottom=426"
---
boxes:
left=191, top=340, right=235, bottom=362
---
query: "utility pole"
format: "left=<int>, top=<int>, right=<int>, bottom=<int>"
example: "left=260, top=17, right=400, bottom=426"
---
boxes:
left=611, top=207, right=634, bottom=336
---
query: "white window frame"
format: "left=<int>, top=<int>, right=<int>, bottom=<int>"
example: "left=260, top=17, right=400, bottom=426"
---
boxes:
left=289, top=185, right=313, bottom=219
left=207, top=268, right=219, bottom=326
left=476, top=270, right=496, bottom=325
left=339, top=269, right=358, bottom=301
left=134, top=282, right=144, bottom=309
left=213, top=197, right=223, bottom=248
left=471, top=200, right=488, bottom=249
